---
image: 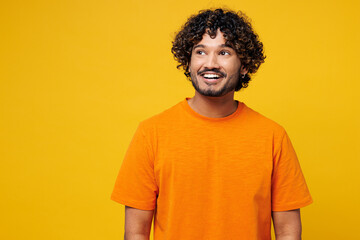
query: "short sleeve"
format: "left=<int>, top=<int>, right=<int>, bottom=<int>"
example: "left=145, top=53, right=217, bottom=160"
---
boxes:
left=111, top=122, right=158, bottom=210
left=271, top=129, right=313, bottom=211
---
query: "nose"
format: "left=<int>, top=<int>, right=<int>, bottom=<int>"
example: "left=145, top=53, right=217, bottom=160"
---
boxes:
left=203, top=53, right=220, bottom=69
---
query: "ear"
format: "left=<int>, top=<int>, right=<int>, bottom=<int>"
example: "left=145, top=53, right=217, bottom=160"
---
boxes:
left=240, top=65, right=248, bottom=75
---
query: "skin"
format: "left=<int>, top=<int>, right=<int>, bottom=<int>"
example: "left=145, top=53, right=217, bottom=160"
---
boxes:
left=124, top=206, right=154, bottom=240
left=187, top=29, right=248, bottom=118
left=123, top=29, right=303, bottom=240
left=273, top=209, right=302, bottom=240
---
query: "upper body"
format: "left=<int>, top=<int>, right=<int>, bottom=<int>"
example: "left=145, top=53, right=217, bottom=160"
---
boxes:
left=112, top=8, right=313, bottom=240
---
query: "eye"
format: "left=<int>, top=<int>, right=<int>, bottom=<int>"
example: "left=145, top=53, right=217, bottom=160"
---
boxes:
left=195, top=50, right=205, bottom=55
left=219, top=50, right=230, bottom=56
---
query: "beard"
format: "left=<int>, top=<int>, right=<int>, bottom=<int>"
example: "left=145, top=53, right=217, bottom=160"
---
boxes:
left=190, top=70, right=239, bottom=97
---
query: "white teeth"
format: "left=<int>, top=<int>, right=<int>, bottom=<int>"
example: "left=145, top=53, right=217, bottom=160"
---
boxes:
left=203, top=74, right=220, bottom=78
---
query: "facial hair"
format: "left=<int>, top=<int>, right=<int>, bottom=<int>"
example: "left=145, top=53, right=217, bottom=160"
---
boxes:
left=190, top=69, right=240, bottom=97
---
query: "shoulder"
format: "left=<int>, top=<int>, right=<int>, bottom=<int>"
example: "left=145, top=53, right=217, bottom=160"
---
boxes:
left=137, top=100, right=184, bottom=132
left=241, top=103, right=286, bottom=137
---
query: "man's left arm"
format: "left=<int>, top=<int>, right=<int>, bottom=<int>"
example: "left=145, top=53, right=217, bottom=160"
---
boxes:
left=272, top=209, right=302, bottom=240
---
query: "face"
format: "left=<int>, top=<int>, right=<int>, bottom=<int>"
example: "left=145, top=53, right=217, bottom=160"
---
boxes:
left=188, top=29, right=247, bottom=97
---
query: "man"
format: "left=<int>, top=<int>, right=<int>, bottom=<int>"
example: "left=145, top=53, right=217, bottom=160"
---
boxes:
left=111, top=8, right=313, bottom=240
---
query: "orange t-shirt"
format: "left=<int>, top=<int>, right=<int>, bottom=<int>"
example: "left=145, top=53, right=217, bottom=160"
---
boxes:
left=111, top=97, right=313, bottom=240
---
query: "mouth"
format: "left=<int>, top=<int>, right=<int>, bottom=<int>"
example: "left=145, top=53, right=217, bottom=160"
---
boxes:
left=199, top=72, right=224, bottom=84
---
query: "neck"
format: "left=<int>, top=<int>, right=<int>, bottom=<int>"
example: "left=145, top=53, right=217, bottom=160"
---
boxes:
left=187, top=91, right=238, bottom=118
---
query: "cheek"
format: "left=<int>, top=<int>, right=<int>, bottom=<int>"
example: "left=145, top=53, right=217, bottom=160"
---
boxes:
left=189, top=62, right=201, bottom=72
left=223, top=61, right=241, bottom=74
left=189, top=56, right=206, bottom=68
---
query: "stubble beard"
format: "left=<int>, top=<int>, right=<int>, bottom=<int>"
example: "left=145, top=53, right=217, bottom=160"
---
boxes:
left=190, top=71, right=239, bottom=97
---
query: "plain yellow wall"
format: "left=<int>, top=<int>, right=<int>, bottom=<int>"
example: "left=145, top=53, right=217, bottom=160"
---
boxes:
left=1, top=0, right=359, bottom=239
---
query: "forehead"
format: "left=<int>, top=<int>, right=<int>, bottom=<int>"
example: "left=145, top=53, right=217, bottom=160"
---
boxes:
left=195, top=29, right=229, bottom=48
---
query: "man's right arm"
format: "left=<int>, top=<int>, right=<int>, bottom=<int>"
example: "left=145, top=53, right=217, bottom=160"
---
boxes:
left=124, top=206, right=154, bottom=240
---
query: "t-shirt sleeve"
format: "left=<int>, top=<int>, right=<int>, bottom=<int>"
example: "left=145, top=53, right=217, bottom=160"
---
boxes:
left=271, top=128, right=313, bottom=211
left=111, top=122, right=158, bottom=210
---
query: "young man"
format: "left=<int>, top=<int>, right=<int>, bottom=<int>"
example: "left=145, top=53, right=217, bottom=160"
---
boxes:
left=111, top=8, right=313, bottom=240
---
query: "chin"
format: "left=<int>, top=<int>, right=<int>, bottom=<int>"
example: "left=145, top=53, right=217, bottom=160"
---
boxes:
left=197, top=88, right=230, bottom=97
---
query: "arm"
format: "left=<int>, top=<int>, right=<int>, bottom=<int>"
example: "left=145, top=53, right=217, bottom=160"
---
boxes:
left=272, top=209, right=302, bottom=240
left=124, top=206, right=154, bottom=240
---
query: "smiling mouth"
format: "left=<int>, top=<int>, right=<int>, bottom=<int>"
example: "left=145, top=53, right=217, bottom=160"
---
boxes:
left=199, top=73, right=224, bottom=84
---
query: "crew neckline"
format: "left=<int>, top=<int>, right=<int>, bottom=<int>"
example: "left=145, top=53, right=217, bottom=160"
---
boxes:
left=181, top=97, right=245, bottom=122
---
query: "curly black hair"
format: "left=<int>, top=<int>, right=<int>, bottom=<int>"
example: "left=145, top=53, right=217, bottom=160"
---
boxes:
left=171, top=8, right=266, bottom=91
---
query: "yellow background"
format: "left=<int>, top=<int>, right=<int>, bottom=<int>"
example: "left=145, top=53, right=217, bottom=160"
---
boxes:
left=1, top=0, right=359, bottom=239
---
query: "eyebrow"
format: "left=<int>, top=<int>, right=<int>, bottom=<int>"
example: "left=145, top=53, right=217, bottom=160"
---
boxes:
left=193, top=44, right=234, bottom=50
